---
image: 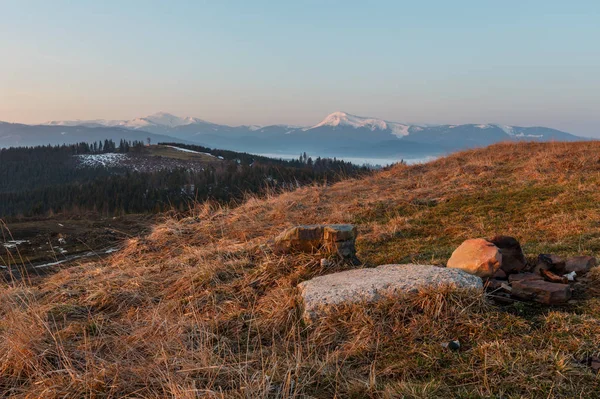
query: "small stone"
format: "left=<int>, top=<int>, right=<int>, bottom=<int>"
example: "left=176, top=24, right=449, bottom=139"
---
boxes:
left=320, top=258, right=330, bottom=267
left=511, top=280, right=572, bottom=305
left=442, top=340, right=461, bottom=350
left=591, top=358, right=600, bottom=374
left=540, top=269, right=568, bottom=284
left=485, top=279, right=504, bottom=291
left=565, top=256, right=597, bottom=275
left=489, top=235, right=526, bottom=273
left=493, top=268, right=507, bottom=280
left=447, top=238, right=502, bottom=278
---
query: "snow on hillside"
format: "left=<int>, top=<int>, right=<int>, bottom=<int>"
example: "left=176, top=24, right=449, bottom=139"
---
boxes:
left=45, top=119, right=125, bottom=127
left=45, top=112, right=207, bottom=130
left=139, top=112, right=207, bottom=128
left=75, top=153, right=128, bottom=168
left=166, top=145, right=216, bottom=157
left=308, top=112, right=411, bottom=137
left=73, top=149, right=218, bottom=173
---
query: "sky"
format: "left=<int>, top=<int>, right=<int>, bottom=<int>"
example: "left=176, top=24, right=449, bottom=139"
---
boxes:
left=0, top=1, right=599, bottom=137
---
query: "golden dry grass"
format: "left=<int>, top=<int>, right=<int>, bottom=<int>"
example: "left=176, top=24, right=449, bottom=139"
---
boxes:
left=2, top=141, right=600, bottom=397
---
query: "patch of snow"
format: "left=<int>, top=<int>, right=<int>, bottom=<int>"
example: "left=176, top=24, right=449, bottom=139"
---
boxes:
left=271, top=124, right=304, bottom=129
left=307, top=111, right=412, bottom=137
left=141, top=112, right=206, bottom=128
left=390, top=124, right=410, bottom=138
left=496, top=124, right=515, bottom=135
left=166, top=145, right=216, bottom=158
left=513, top=133, right=544, bottom=138
left=75, top=153, right=128, bottom=168
left=475, top=124, right=491, bottom=129
left=45, top=112, right=209, bottom=130
left=2, top=240, right=29, bottom=249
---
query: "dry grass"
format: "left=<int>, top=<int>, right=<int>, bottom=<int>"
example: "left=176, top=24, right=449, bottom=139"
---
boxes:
left=2, top=141, right=600, bottom=397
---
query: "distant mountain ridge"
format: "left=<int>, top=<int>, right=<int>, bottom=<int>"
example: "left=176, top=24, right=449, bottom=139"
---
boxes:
left=0, top=111, right=585, bottom=158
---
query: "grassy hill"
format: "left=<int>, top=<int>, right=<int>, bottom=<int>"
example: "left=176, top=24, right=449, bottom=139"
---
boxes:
left=2, top=141, right=600, bottom=397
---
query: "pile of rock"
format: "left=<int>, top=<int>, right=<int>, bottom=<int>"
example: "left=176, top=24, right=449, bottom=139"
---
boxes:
left=275, top=224, right=596, bottom=322
left=447, top=236, right=597, bottom=305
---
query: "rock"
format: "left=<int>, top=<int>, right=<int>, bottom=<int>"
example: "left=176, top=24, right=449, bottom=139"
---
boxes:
left=485, top=279, right=512, bottom=292
left=540, top=269, right=568, bottom=284
left=493, top=268, right=507, bottom=280
left=274, top=224, right=359, bottom=263
left=534, top=254, right=566, bottom=275
left=508, top=272, right=543, bottom=284
left=297, top=264, right=483, bottom=321
left=485, top=279, right=504, bottom=291
left=591, top=357, right=600, bottom=374
left=565, top=256, right=597, bottom=275
left=442, top=340, right=461, bottom=350
left=447, top=238, right=502, bottom=278
left=511, top=280, right=572, bottom=305
left=489, top=235, right=526, bottom=274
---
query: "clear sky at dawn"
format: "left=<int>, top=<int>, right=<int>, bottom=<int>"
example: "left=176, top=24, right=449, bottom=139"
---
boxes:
left=0, top=0, right=598, bottom=136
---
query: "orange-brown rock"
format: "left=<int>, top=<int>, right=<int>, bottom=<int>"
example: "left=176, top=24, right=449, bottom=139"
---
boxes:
left=447, top=238, right=502, bottom=278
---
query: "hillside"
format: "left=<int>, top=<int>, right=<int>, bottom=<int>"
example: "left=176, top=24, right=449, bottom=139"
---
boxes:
left=0, top=122, right=186, bottom=149
left=2, top=141, right=600, bottom=397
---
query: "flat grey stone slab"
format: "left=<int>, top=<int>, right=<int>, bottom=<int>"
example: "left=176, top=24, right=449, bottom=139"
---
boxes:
left=298, top=264, right=483, bottom=321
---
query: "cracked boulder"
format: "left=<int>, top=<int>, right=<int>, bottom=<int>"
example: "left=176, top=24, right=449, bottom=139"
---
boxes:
left=298, top=264, right=483, bottom=322
left=274, top=224, right=359, bottom=263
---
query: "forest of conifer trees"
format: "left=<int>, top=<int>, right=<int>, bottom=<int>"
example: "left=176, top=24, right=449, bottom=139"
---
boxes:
left=0, top=140, right=371, bottom=217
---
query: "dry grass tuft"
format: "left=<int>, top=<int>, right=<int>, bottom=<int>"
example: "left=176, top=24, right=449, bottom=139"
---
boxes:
left=2, top=141, right=600, bottom=397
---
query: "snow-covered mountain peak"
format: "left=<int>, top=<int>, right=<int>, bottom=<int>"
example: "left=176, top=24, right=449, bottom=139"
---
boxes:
left=44, top=112, right=209, bottom=130
left=140, top=112, right=207, bottom=128
left=310, top=111, right=411, bottom=137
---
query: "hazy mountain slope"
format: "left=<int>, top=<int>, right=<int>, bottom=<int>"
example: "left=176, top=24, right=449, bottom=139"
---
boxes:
left=2, top=141, right=600, bottom=397
left=16, top=111, right=586, bottom=157
left=0, top=122, right=189, bottom=148
left=404, top=123, right=581, bottom=150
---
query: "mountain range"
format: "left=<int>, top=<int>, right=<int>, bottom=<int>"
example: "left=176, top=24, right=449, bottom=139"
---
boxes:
left=0, top=111, right=584, bottom=159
